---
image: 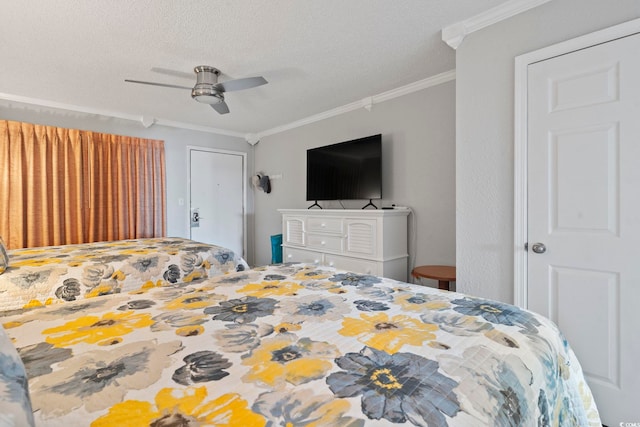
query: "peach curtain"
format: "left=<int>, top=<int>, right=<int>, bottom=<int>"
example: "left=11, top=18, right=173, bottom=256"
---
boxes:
left=83, top=132, right=166, bottom=243
left=0, top=120, right=166, bottom=249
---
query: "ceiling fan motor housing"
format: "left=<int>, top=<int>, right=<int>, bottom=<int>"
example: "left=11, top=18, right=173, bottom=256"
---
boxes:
left=191, top=65, right=224, bottom=104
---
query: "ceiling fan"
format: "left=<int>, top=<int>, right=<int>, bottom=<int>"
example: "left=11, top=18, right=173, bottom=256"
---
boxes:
left=124, top=65, right=267, bottom=114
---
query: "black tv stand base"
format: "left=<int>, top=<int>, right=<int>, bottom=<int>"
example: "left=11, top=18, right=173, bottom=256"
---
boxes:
left=308, top=201, right=322, bottom=209
left=362, top=200, right=378, bottom=210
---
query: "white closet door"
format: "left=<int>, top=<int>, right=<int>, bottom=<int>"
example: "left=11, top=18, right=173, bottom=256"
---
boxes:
left=527, top=32, right=640, bottom=424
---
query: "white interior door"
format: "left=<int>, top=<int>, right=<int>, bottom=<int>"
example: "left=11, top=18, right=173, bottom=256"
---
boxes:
left=189, top=148, right=245, bottom=257
left=527, top=33, right=640, bottom=424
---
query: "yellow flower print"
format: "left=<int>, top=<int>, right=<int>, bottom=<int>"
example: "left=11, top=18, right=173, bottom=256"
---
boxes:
left=91, top=387, right=266, bottom=427
left=44, top=311, right=154, bottom=347
left=11, top=258, right=62, bottom=268
left=23, top=298, right=55, bottom=309
left=98, top=337, right=123, bottom=346
left=239, top=280, right=303, bottom=298
left=395, top=293, right=450, bottom=312
left=339, top=313, right=438, bottom=354
left=70, top=253, right=100, bottom=262
left=164, top=291, right=225, bottom=311
left=11, top=248, right=48, bottom=255
left=2, top=320, right=22, bottom=329
left=183, top=270, right=206, bottom=282
left=293, top=268, right=332, bottom=281
left=273, top=322, right=302, bottom=333
left=86, top=283, right=120, bottom=298
left=105, top=240, right=137, bottom=247
left=176, top=325, right=205, bottom=337
left=112, top=270, right=126, bottom=281
left=119, top=248, right=155, bottom=255
left=242, top=335, right=340, bottom=387
left=130, top=279, right=165, bottom=294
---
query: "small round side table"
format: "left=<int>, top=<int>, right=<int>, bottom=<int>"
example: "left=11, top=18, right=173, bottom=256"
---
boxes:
left=411, top=265, right=456, bottom=291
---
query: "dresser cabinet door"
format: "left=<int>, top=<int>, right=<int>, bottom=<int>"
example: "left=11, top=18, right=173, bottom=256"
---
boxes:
left=283, top=217, right=305, bottom=246
left=344, top=219, right=377, bottom=257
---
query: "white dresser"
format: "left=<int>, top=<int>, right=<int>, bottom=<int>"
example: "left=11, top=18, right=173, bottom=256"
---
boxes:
left=279, top=209, right=409, bottom=281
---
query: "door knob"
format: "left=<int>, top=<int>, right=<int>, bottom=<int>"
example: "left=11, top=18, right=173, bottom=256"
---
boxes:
left=531, top=242, right=546, bottom=254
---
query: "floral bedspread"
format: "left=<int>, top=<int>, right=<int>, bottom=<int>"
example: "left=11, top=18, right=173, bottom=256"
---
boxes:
left=0, top=237, right=248, bottom=312
left=0, top=263, right=600, bottom=426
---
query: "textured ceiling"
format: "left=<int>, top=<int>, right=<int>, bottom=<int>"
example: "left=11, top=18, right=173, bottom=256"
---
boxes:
left=0, top=0, right=507, bottom=136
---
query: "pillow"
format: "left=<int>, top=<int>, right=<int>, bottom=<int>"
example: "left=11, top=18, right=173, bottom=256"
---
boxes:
left=0, top=325, right=35, bottom=426
left=0, top=237, right=8, bottom=274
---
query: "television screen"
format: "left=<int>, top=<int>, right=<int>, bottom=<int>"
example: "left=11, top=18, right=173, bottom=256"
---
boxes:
left=306, top=134, right=382, bottom=201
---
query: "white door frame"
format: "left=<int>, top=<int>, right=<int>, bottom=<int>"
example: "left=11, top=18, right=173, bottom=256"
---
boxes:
left=513, top=18, right=640, bottom=308
left=186, top=145, right=248, bottom=258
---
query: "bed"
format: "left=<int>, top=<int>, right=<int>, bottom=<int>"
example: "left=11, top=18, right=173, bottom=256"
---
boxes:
left=0, top=239, right=601, bottom=426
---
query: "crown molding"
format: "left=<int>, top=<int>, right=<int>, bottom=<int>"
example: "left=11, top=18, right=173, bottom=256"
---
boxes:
left=0, top=92, right=246, bottom=139
left=151, top=118, right=244, bottom=138
left=245, top=134, right=260, bottom=145
left=253, top=69, right=456, bottom=141
left=1, top=70, right=456, bottom=144
left=442, top=0, right=553, bottom=49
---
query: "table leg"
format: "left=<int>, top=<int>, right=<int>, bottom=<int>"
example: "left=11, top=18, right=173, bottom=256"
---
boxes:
left=438, top=280, right=449, bottom=291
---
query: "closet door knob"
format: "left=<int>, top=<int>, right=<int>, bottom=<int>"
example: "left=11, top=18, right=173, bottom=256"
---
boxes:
left=531, top=242, right=546, bottom=254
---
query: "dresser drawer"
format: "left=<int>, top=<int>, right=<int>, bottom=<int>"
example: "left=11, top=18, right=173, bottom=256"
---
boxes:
left=325, top=254, right=379, bottom=276
left=307, top=217, right=343, bottom=234
left=306, top=234, right=343, bottom=252
left=283, top=247, right=322, bottom=265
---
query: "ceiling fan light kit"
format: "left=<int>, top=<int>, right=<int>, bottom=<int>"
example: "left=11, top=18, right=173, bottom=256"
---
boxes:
left=192, top=66, right=224, bottom=104
left=124, top=65, right=267, bottom=115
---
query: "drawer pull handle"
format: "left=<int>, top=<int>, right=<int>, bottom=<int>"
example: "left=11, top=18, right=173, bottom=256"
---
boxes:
left=287, top=254, right=292, bottom=259
left=321, top=241, right=326, bottom=245
left=329, top=262, right=335, bottom=267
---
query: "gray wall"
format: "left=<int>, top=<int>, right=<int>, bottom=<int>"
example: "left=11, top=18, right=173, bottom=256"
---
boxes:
left=253, top=81, right=456, bottom=282
left=456, top=0, right=640, bottom=303
left=0, top=101, right=256, bottom=264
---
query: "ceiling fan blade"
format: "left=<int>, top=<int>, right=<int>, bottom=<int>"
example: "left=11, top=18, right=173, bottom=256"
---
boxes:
left=150, top=67, right=194, bottom=80
left=214, top=76, right=267, bottom=93
left=211, top=101, right=230, bottom=114
left=124, top=79, right=191, bottom=90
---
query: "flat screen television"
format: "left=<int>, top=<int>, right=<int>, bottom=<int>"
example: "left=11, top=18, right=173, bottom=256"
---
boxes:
left=306, top=134, right=382, bottom=201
